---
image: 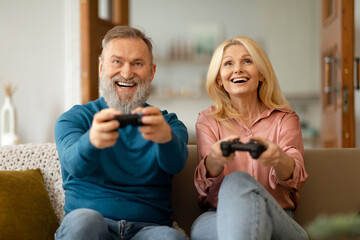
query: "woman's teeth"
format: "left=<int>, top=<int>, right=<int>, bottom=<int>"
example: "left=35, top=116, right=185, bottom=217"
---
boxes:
left=231, top=77, right=248, bottom=83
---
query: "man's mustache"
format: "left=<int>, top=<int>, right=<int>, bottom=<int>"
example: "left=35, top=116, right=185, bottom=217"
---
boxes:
left=111, top=75, right=140, bottom=84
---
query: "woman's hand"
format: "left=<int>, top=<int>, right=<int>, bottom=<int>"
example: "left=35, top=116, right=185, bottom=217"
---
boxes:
left=205, top=135, right=239, bottom=178
left=251, top=136, right=295, bottom=181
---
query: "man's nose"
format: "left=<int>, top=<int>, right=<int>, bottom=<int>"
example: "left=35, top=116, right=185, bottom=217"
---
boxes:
left=120, top=63, right=134, bottom=79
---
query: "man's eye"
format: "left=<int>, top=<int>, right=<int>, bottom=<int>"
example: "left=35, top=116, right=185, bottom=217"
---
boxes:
left=113, top=60, right=121, bottom=64
left=134, top=62, right=143, bottom=67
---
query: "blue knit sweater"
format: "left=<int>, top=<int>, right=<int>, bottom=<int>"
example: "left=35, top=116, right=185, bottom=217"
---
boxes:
left=54, top=98, right=188, bottom=226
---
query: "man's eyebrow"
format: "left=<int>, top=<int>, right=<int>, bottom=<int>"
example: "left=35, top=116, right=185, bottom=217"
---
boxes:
left=132, top=57, right=146, bottom=62
left=110, top=54, right=122, bottom=59
left=109, top=55, right=145, bottom=62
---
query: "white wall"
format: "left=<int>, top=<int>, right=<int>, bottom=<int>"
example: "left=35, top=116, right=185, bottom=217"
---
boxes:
left=130, top=0, right=320, bottom=96
left=130, top=0, right=321, bottom=143
left=0, top=0, right=66, bottom=144
left=3, top=0, right=356, bottom=147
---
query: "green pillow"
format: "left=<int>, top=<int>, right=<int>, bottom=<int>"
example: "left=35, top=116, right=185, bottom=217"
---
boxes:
left=0, top=168, right=59, bottom=240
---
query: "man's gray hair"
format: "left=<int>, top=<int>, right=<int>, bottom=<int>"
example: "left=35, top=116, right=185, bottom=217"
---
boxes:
left=101, top=25, right=153, bottom=61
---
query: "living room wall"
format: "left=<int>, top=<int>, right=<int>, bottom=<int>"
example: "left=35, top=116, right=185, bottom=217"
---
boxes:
left=0, top=0, right=66, bottom=144
left=0, top=0, right=359, bottom=147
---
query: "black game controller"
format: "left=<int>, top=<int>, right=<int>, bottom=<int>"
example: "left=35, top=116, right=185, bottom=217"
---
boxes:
left=114, top=113, right=143, bottom=128
left=220, top=139, right=266, bottom=159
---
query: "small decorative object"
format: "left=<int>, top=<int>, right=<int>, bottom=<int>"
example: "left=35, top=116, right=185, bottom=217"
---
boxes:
left=306, top=212, right=360, bottom=239
left=0, top=83, right=20, bottom=146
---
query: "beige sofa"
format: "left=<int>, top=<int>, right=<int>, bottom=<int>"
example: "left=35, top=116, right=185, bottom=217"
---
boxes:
left=0, top=143, right=359, bottom=238
left=173, top=145, right=360, bottom=236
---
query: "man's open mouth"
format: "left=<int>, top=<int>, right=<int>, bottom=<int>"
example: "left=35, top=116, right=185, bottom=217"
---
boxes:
left=115, top=81, right=136, bottom=87
left=230, top=77, right=249, bottom=83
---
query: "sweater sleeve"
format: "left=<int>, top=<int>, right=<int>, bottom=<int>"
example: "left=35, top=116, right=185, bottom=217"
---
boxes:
left=54, top=106, right=103, bottom=178
left=156, top=112, right=189, bottom=175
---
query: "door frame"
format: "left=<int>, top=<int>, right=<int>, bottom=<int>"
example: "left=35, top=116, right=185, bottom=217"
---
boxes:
left=80, top=0, right=129, bottom=104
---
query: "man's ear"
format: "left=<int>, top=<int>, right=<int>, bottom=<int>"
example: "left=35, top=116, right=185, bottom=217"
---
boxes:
left=98, top=57, right=103, bottom=78
left=150, top=64, right=156, bottom=83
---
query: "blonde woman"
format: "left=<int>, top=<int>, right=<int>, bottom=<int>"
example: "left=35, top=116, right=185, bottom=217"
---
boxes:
left=191, top=36, right=309, bottom=240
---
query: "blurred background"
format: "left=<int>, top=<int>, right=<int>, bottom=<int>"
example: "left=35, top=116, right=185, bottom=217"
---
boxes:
left=0, top=0, right=359, bottom=148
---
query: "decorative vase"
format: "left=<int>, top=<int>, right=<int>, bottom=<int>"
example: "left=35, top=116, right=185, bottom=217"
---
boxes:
left=0, top=94, right=20, bottom=146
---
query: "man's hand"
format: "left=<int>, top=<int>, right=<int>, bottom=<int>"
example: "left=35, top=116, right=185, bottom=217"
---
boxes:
left=89, top=108, right=121, bottom=149
left=133, top=106, right=172, bottom=143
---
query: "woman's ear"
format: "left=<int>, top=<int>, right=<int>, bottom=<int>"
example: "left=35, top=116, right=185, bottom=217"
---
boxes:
left=217, top=76, right=223, bottom=87
left=259, top=74, right=265, bottom=83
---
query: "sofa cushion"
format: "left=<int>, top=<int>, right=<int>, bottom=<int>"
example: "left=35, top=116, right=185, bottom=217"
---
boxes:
left=0, top=143, right=65, bottom=222
left=0, top=168, right=59, bottom=239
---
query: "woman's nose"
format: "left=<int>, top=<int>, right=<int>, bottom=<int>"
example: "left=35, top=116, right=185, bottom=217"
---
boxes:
left=234, top=63, right=243, bottom=74
left=120, top=63, right=134, bottom=79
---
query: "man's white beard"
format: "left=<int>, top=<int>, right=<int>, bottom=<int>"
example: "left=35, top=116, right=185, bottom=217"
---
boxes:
left=99, top=74, right=152, bottom=114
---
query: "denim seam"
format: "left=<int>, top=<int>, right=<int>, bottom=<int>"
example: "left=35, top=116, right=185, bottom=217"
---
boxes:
left=253, top=191, right=260, bottom=240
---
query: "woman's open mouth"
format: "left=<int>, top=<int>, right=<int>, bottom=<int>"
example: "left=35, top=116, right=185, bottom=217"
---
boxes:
left=230, top=77, right=249, bottom=83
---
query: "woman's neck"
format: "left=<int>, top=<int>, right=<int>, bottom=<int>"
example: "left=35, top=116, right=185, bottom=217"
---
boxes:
left=230, top=95, right=268, bottom=127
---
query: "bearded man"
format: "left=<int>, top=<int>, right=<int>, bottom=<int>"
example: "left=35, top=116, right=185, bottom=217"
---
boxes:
left=54, top=26, right=188, bottom=240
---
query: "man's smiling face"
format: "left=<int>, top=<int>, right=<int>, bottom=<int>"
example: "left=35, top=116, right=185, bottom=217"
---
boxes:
left=98, top=38, right=156, bottom=113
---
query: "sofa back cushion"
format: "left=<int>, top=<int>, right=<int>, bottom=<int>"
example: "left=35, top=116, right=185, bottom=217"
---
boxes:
left=295, top=148, right=360, bottom=227
left=172, top=145, right=202, bottom=235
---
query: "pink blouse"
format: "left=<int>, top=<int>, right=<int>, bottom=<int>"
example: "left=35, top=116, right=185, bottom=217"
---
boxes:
left=194, top=106, right=308, bottom=210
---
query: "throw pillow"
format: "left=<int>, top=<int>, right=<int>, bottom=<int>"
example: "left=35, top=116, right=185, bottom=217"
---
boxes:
left=0, top=168, right=59, bottom=240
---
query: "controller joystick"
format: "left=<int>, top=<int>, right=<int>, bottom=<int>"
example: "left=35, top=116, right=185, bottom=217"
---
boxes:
left=220, top=139, right=266, bottom=159
left=114, top=112, right=143, bottom=128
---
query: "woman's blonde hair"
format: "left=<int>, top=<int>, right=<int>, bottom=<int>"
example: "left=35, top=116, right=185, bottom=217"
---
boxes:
left=206, top=36, right=291, bottom=125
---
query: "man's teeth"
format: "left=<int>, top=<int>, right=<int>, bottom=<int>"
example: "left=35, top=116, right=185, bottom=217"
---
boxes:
left=231, top=78, right=248, bottom=83
left=116, top=82, right=136, bottom=87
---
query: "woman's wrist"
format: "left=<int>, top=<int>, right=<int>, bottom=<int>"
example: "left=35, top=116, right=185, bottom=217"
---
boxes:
left=205, top=153, right=224, bottom=178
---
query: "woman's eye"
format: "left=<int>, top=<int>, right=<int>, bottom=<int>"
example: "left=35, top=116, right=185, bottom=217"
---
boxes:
left=244, top=59, right=252, bottom=64
left=224, top=62, right=232, bottom=66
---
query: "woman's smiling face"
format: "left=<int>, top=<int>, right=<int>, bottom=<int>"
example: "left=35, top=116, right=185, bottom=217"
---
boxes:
left=218, top=44, right=263, bottom=100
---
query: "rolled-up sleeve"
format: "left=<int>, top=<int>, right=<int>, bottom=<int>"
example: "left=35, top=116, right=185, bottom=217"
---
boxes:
left=269, top=111, right=308, bottom=190
left=194, top=111, right=224, bottom=208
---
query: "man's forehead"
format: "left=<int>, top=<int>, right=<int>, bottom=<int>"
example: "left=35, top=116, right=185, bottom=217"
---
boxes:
left=103, top=38, right=150, bottom=56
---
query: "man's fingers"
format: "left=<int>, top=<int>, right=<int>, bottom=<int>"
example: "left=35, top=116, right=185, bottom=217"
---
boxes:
left=140, top=106, right=161, bottom=116
left=94, top=108, right=122, bottom=123
left=141, top=114, right=163, bottom=126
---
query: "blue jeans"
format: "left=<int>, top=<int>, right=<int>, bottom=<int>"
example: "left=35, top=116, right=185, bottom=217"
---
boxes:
left=191, top=171, right=309, bottom=240
left=55, top=208, right=186, bottom=240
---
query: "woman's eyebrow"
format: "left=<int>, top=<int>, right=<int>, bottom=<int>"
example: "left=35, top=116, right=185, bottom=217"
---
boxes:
left=222, top=54, right=251, bottom=60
